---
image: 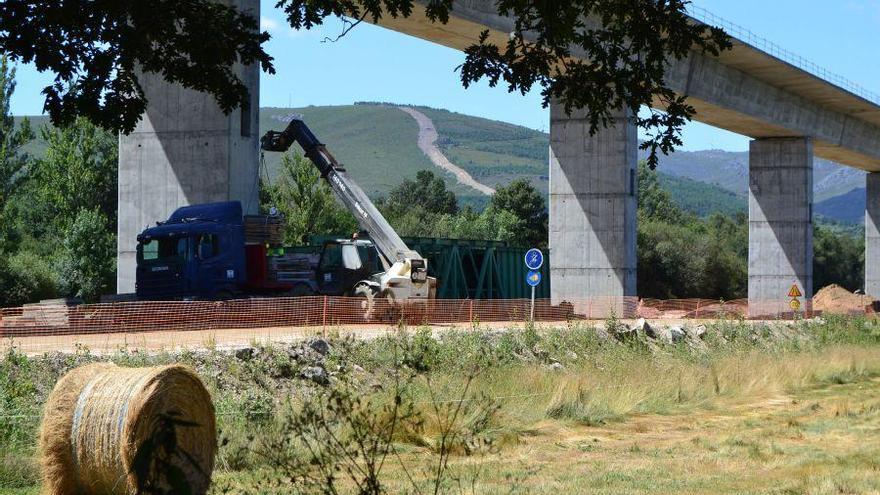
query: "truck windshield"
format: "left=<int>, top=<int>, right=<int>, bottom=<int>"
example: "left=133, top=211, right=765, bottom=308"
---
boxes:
left=356, top=245, right=380, bottom=273
left=139, top=237, right=189, bottom=264
left=321, top=243, right=380, bottom=273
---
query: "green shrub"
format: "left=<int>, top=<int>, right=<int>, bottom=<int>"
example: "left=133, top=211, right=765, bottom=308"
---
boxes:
left=0, top=250, right=57, bottom=307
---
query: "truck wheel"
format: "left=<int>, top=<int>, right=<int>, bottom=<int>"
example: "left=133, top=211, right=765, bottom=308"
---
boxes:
left=354, top=284, right=376, bottom=321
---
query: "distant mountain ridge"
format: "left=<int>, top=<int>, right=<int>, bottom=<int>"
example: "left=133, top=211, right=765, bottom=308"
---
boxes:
left=815, top=187, right=866, bottom=224
left=641, top=147, right=866, bottom=202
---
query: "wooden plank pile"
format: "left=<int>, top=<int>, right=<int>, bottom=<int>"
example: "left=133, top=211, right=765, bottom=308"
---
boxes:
left=0, top=298, right=82, bottom=330
left=244, top=215, right=283, bottom=244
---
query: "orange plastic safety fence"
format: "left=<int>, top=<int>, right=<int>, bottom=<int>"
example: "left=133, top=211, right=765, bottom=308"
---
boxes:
left=0, top=296, right=840, bottom=342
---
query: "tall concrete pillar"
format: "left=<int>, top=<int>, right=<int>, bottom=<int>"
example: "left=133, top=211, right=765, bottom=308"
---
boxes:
left=116, top=0, right=261, bottom=294
left=748, top=137, right=813, bottom=316
left=866, top=173, right=880, bottom=297
left=549, top=102, right=637, bottom=317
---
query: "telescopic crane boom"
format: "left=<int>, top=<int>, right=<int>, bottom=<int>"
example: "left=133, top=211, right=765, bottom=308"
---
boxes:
left=260, top=117, right=430, bottom=299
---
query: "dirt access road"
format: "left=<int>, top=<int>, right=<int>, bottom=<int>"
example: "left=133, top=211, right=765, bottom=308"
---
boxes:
left=399, top=106, right=496, bottom=196
left=1, top=321, right=567, bottom=356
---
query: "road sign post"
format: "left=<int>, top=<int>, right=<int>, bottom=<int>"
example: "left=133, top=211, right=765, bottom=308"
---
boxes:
left=526, top=271, right=542, bottom=321
left=524, top=249, right=544, bottom=323
left=788, top=283, right=803, bottom=317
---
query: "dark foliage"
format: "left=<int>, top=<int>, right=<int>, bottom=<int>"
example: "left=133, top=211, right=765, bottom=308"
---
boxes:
left=814, top=226, right=864, bottom=292
left=0, top=1, right=274, bottom=132
left=637, top=161, right=747, bottom=300
left=385, top=170, right=459, bottom=216
left=0, top=55, right=33, bottom=247
left=489, top=179, right=547, bottom=248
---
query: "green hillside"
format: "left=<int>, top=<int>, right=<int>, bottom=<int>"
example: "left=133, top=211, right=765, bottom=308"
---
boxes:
left=13, top=115, right=52, bottom=157
left=412, top=105, right=747, bottom=217
left=14, top=106, right=858, bottom=222
left=659, top=173, right=745, bottom=217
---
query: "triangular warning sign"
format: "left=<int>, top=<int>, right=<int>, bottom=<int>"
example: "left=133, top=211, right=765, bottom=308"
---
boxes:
left=788, top=283, right=803, bottom=298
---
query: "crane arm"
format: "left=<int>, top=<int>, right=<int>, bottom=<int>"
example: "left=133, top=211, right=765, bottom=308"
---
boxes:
left=260, top=118, right=422, bottom=265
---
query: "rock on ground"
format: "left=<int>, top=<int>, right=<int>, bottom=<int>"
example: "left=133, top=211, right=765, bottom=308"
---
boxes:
left=301, top=366, right=329, bottom=385
left=309, top=339, right=330, bottom=356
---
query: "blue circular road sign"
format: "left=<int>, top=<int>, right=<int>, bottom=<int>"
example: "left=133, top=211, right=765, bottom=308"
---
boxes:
left=526, top=270, right=542, bottom=287
left=524, top=248, right=544, bottom=270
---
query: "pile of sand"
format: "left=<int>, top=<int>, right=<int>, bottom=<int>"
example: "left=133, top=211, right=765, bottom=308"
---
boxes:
left=813, top=284, right=874, bottom=315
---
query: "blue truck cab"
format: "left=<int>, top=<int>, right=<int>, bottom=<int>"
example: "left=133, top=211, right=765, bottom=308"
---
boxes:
left=136, top=201, right=247, bottom=300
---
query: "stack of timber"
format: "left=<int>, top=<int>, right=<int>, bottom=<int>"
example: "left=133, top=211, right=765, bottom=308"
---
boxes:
left=244, top=215, right=283, bottom=244
left=0, top=298, right=82, bottom=329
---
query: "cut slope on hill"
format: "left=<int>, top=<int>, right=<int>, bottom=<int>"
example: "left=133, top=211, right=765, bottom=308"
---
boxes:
left=397, top=107, right=495, bottom=195
left=416, top=106, right=548, bottom=193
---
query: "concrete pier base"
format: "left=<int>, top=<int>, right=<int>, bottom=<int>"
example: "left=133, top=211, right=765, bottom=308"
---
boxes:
left=748, top=137, right=813, bottom=316
left=549, top=102, right=637, bottom=317
left=116, top=0, right=260, bottom=294
left=866, top=173, right=880, bottom=297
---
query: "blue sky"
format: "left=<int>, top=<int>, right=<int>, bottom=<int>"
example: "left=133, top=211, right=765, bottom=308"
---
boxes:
left=9, top=0, right=880, bottom=152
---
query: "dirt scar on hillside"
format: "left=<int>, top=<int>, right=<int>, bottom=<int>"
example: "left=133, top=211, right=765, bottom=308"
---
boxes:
left=398, top=107, right=496, bottom=196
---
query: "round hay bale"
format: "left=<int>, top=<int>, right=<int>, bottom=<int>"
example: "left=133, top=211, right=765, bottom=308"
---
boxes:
left=39, top=363, right=216, bottom=495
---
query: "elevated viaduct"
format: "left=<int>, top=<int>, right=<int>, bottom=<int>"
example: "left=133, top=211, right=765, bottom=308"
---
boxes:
left=375, top=1, right=880, bottom=315
left=118, top=0, right=880, bottom=315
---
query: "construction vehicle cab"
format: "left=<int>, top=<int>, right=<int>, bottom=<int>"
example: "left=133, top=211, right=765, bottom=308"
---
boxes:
left=308, top=238, right=382, bottom=296
left=136, top=202, right=246, bottom=300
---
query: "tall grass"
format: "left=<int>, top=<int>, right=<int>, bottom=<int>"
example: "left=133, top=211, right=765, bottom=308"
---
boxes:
left=371, top=316, right=880, bottom=444
left=543, top=346, right=880, bottom=423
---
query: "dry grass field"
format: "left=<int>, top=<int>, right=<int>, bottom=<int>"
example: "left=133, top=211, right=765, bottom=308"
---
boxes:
left=378, top=368, right=880, bottom=494
left=3, top=316, right=880, bottom=494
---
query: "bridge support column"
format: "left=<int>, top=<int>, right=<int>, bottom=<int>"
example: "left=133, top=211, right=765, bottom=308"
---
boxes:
left=748, top=137, right=813, bottom=317
left=549, top=102, right=637, bottom=317
left=116, top=0, right=260, bottom=294
left=866, top=173, right=880, bottom=297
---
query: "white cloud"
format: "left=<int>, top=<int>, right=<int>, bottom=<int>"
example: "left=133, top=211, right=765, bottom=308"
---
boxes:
left=260, top=16, right=280, bottom=32
left=261, top=15, right=315, bottom=39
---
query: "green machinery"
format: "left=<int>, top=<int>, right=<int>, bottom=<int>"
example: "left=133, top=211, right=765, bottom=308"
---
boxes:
left=292, top=236, right=550, bottom=300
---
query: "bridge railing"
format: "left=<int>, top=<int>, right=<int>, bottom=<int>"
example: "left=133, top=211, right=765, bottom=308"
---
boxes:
left=687, top=5, right=880, bottom=106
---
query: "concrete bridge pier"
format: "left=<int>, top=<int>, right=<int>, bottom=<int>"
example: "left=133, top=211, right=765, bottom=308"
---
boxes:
left=748, top=137, right=814, bottom=316
left=548, top=102, right=637, bottom=317
left=866, top=173, right=880, bottom=297
left=116, top=0, right=260, bottom=294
